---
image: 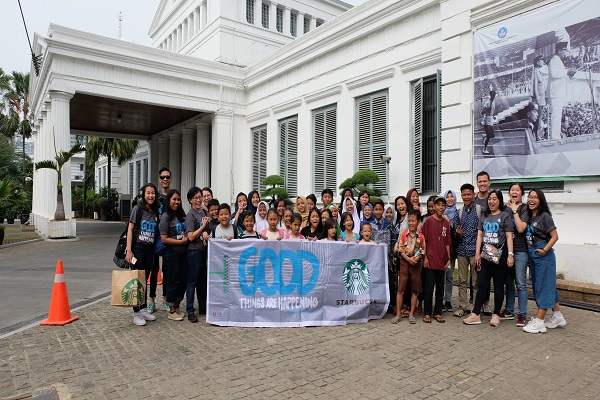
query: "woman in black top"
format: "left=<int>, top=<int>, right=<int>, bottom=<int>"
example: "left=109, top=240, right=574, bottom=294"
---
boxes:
left=300, top=208, right=323, bottom=240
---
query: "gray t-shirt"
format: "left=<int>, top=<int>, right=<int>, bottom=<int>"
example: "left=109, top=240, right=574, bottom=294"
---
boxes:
left=474, top=193, right=489, bottom=215
left=478, top=209, right=514, bottom=249
left=129, top=205, right=157, bottom=245
left=159, top=213, right=187, bottom=252
left=213, top=224, right=235, bottom=240
left=185, top=208, right=207, bottom=251
left=523, top=211, right=556, bottom=246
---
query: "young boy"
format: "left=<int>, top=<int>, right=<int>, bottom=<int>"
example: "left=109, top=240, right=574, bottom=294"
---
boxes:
left=239, top=211, right=260, bottom=239
left=359, top=223, right=376, bottom=245
left=421, top=196, right=451, bottom=323
left=321, top=189, right=334, bottom=210
left=202, top=199, right=220, bottom=240
left=370, top=199, right=390, bottom=245
left=212, top=203, right=238, bottom=240
left=452, top=184, right=481, bottom=316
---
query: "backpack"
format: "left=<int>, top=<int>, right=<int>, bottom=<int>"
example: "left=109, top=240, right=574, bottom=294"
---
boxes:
left=113, top=208, right=143, bottom=269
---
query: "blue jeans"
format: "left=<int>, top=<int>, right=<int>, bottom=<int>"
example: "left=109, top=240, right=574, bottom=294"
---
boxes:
left=529, top=241, right=559, bottom=309
left=186, top=249, right=207, bottom=315
left=505, top=251, right=529, bottom=316
left=444, top=256, right=456, bottom=303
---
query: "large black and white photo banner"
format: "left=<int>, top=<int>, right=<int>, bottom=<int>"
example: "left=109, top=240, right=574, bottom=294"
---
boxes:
left=207, top=240, right=389, bottom=327
left=473, top=0, right=600, bottom=178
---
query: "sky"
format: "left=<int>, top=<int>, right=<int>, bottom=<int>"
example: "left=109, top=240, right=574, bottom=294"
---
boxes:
left=0, top=0, right=367, bottom=75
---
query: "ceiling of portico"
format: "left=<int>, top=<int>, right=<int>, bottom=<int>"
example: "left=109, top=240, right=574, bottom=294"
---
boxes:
left=70, top=94, right=199, bottom=137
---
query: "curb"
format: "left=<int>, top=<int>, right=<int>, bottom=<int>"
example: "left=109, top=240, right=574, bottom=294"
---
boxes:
left=0, top=238, right=43, bottom=250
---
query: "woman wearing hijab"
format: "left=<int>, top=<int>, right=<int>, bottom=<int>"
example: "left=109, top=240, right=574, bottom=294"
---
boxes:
left=295, top=196, right=309, bottom=228
left=342, top=197, right=361, bottom=235
left=254, top=200, right=269, bottom=233
left=339, top=188, right=355, bottom=209
left=442, top=189, right=459, bottom=311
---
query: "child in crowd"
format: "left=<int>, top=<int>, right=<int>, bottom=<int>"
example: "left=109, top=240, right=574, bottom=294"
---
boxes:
left=212, top=203, right=238, bottom=240
left=159, top=189, right=188, bottom=322
left=392, top=210, right=425, bottom=324
left=239, top=211, right=260, bottom=239
left=283, top=207, right=294, bottom=232
left=321, top=189, right=334, bottom=209
left=284, top=213, right=305, bottom=240
left=203, top=199, right=220, bottom=240
left=421, top=196, right=451, bottom=324
left=361, top=203, right=375, bottom=224
left=359, top=223, right=376, bottom=245
left=357, top=191, right=370, bottom=219
left=306, top=194, right=317, bottom=213
left=275, top=199, right=287, bottom=229
left=384, top=203, right=396, bottom=226
left=321, top=208, right=333, bottom=226
left=231, top=192, right=248, bottom=233
left=421, top=195, right=437, bottom=222
left=443, top=189, right=459, bottom=312
left=371, top=200, right=390, bottom=245
left=295, top=196, right=309, bottom=228
left=255, top=201, right=269, bottom=233
left=321, top=220, right=338, bottom=241
left=301, top=208, right=323, bottom=240
left=261, top=208, right=285, bottom=240
left=340, top=212, right=360, bottom=242
left=328, top=204, right=342, bottom=236
left=342, top=197, right=361, bottom=235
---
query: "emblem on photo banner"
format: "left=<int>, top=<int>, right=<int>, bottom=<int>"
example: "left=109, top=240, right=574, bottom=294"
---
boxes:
left=342, top=259, right=370, bottom=296
left=497, top=26, right=508, bottom=39
left=121, top=278, right=145, bottom=305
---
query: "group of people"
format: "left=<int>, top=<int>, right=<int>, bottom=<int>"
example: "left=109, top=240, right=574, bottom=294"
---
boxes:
left=122, top=167, right=566, bottom=335
left=561, top=102, right=600, bottom=137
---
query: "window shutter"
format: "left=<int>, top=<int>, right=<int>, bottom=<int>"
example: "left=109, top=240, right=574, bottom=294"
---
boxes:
left=324, top=107, right=337, bottom=191
left=356, top=91, right=388, bottom=194
left=313, top=110, right=325, bottom=194
left=279, top=116, right=298, bottom=198
left=246, top=0, right=255, bottom=24
left=128, top=163, right=134, bottom=195
left=436, top=69, right=442, bottom=194
left=279, top=120, right=287, bottom=187
left=252, top=125, right=267, bottom=192
left=413, top=79, right=423, bottom=193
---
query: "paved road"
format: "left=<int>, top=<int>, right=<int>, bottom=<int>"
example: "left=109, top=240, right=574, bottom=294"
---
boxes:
left=0, top=220, right=125, bottom=333
left=0, top=298, right=599, bottom=399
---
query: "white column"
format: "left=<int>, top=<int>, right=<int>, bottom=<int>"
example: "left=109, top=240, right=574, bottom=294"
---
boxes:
left=310, top=16, right=317, bottom=31
left=211, top=111, right=233, bottom=203
left=297, top=101, right=311, bottom=195
left=38, top=102, right=52, bottom=219
left=201, top=0, right=207, bottom=27
left=283, top=7, right=291, bottom=36
left=157, top=135, right=169, bottom=185
left=254, top=0, right=262, bottom=25
left=297, top=12, right=304, bottom=37
left=195, top=7, right=201, bottom=31
left=266, top=111, right=279, bottom=176
left=180, top=128, right=195, bottom=211
left=269, top=2, right=277, bottom=31
left=31, top=124, right=40, bottom=220
left=49, top=90, right=74, bottom=219
left=195, top=121, right=210, bottom=188
left=149, top=137, right=159, bottom=187
left=169, top=132, right=181, bottom=190
left=183, top=19, right=189, bottom=44
left=190, top=12, right=196, bottom=37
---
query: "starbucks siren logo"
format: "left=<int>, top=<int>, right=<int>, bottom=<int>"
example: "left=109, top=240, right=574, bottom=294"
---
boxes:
left=121, top=278, right=145, bottom=305
left=342, top=259, right=370, bottom=295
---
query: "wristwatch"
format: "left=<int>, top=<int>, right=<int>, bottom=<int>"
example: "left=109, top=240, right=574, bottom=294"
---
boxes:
left=508, top=252, right=514, bottom=256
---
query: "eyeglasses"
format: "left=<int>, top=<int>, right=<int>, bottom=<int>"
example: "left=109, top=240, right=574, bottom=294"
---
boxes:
left=192, top=195, right=203, bottom=200
left=159, top=175, right=171, bottom=180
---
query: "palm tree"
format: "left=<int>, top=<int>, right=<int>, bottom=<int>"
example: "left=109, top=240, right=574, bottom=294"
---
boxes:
left=35, top=140, right=85, bottom=221
left=86, top=137, right=139, bottom=190
left=0, top=72, right=32, bottom=161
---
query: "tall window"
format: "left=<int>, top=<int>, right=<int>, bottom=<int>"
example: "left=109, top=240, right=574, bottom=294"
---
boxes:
left=135, top=160, right=141, bottom=193
left=313, top=105, right=337, bottom=195
left=246, top=0, right=255, bottom=24
left=97, top=168, right=101, bottom=191
left=142, top=158, right=148, bottom=186
left=412, top=72, right=441, bottom=194
left=290, top=11, right=297, bottom=37
left=276, top=7, right=283, bottom=32
left=103, top=166, right=107, bottom=187
left=129, top=162, right=134, bottom=195
left=262, top=2, right=269, bottom=28
left=356, top=90, right=388, bottom=194
left=252, top=125, right=268, bottom=192
left=304, top=15, right=311, bottom=33
left=279, top=115, right=298, bottom=197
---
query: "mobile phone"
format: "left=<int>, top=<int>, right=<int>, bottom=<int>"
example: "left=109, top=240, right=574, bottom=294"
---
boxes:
left=131, top=257, right=137, bottom=265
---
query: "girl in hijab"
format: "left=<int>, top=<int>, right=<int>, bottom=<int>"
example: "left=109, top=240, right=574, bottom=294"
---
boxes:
left=247, top=190, right=261, bottom=215
left=361, top=203, right=375, bottom=225
left=442, top=189, right=458, bottom=312
left=254, top=201, right=269, bottom=233
left=339, top=188, right=355, bottom=209
left=342, top=197, right=361, bottom=235
left=295, top=196, right=309, bottom=228
left=384, top=203, right=396, bottom=226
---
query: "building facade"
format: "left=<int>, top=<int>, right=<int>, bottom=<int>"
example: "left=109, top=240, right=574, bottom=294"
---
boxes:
left=29, top=0, right=600, bottom=284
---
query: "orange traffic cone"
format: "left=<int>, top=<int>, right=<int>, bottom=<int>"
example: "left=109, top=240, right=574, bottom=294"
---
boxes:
left=147, top=271, right=163, bottom=285
left=40, top=259, right=79, bottom=326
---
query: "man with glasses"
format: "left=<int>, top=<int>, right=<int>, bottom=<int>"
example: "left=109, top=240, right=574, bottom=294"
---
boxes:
left=158, top=167, right=172, bottom=215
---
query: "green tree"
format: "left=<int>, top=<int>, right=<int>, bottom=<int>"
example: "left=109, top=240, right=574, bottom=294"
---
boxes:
left=339, top=169, right=382, bottom=198
left=0, top=71, right=32, bottom=162
left=261, top=175, right=289, bottom=206
left=86, top=137, right=139, bottom=190
left=35, top=140, right=85, bottom=221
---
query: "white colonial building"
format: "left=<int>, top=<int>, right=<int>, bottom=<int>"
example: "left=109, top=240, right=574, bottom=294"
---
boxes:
left=29, top=0, right=600, bottom=285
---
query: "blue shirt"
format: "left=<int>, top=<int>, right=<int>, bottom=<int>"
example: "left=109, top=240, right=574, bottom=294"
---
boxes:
left=453, top=205, right=479, bottom=257
left=370, top=218, right=390, bottom=245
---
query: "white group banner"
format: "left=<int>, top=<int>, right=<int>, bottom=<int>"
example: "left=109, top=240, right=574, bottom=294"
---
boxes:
left=206, top=240, right=389, bottom=327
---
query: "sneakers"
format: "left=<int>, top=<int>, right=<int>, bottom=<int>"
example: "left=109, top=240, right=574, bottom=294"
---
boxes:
left=523, top=317, right=547, bottom=334
left=133, top=313, right=146, bottom=326
left=490, top=314, right=500, bottom=327
left=146, top=298, right=156, bottom=314
left=453, top=308, right=465, bottom=317
left=137, top=309, right=156, bottom=321
left=408, top=315, right=416, bottom=324
left=463, top=313, right=482, bottom=325
left=516, top=314, right=526, bottom=327
left=499, top=310, right=515, bottom=320
left=161, top=301, right=172, bottom=312
left=188, top=313, right=198, bottom=323
left=545, top=312, right=567, bottom=329
left=168, top=310, right=185, bottom=321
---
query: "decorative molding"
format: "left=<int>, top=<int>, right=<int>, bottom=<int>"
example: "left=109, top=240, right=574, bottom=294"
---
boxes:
left=272, top=99, right=302, bottom=115
left=304, top=85, right=342, bottom=104
left=347, top=68, right=395, bottom=91
left=471, top=0, right=558, bottom=29
left=398, top=49, right=441, bottom=72
left=246, top=109, right=270, bottom=123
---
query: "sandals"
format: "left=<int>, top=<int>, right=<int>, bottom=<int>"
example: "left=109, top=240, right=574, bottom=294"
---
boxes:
left=422, top=315, right=432, bottom=323
left=391, top=315, right=401, bottom=324
left=434, top=314, right=446, bottom=323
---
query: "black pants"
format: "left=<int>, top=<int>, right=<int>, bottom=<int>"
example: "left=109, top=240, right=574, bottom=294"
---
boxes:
left=163, top=248, right=187, bottom=307
left=474, top=257, right=508, bottom=315
left=186, top=249, right=207, bottom=315
left=132, top=243, right=155, bottom=312
left=423, top=268, right=445, bottom=316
